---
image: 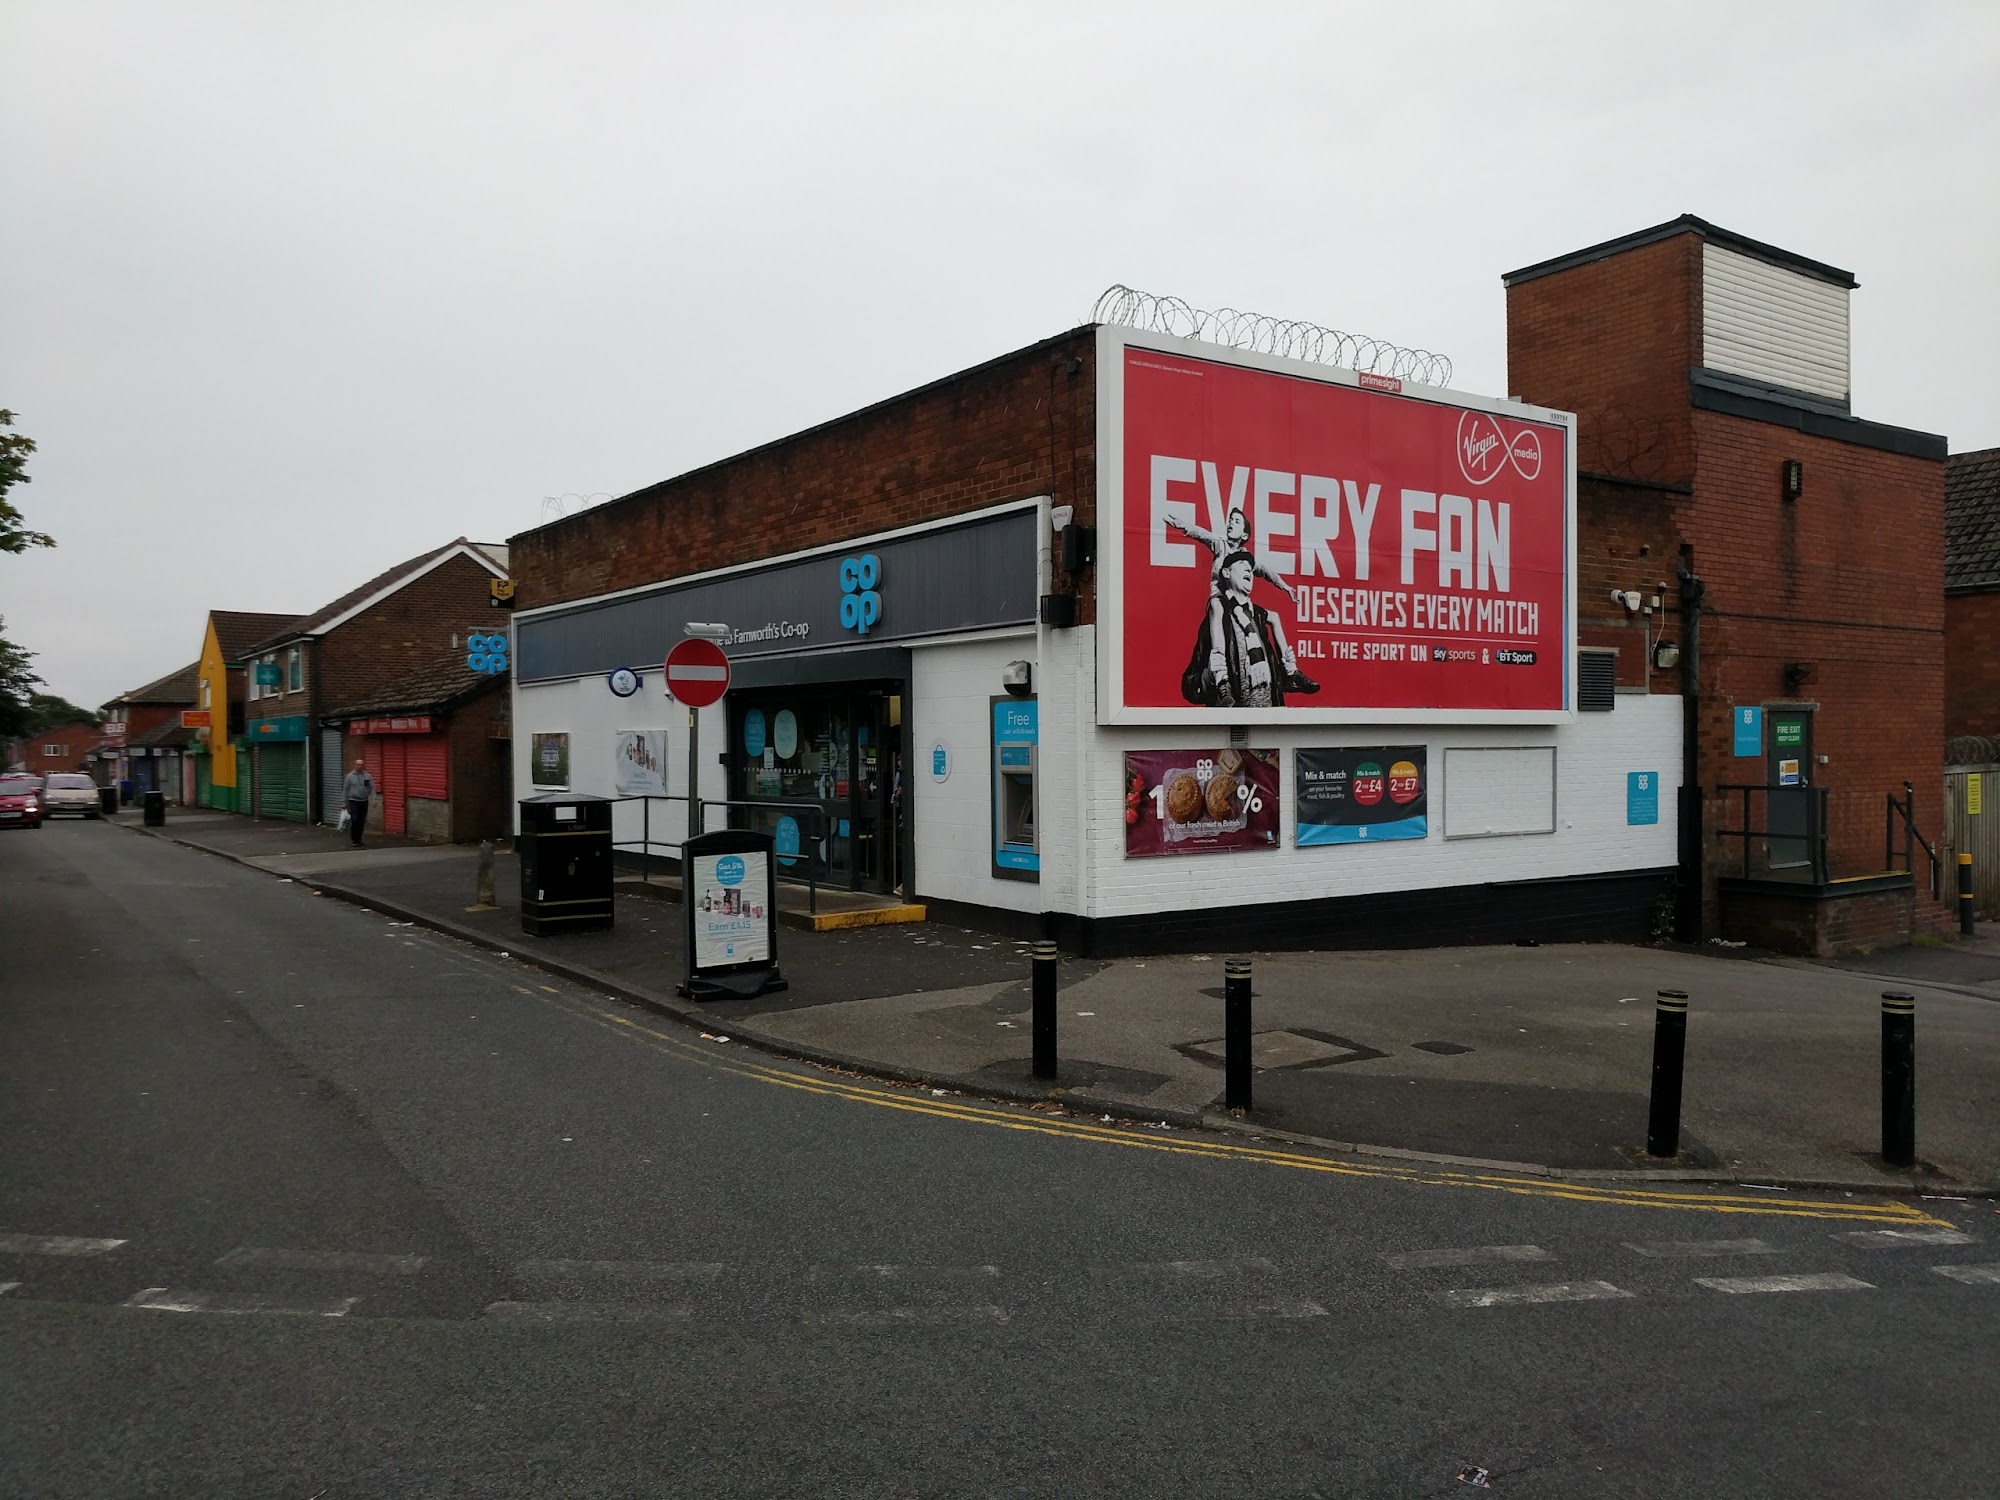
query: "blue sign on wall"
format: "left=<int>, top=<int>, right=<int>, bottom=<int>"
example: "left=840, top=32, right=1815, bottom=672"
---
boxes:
left=774, top=814, right=800, bottom=867
left=838, top=553, right=882, bottom=637
left=1627, top=771, right=1660, bottom=826
left=1733, top=706, right=1762, bottom=757
left=743, top=708, right=766, bottom=758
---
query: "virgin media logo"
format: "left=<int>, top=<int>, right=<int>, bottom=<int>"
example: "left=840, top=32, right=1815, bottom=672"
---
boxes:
left=1456, top=410, right=1546, bottom=485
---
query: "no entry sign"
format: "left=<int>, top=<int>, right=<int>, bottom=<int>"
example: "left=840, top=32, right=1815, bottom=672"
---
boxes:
left=665, top=638, right=731, bottom=707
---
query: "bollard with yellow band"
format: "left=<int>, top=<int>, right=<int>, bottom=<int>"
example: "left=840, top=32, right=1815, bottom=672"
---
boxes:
left=1959, top=851, right=1975, bottom=938
left=1881, top=990, right=1916, bottom=1168
left=1646, top=990, right=1690, bottom=1158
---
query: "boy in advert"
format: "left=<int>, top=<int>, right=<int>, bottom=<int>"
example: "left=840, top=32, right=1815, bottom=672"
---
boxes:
left=1202, top=553, right=1291, bottom=708
left=1168, top=507, right=1318, bottom=699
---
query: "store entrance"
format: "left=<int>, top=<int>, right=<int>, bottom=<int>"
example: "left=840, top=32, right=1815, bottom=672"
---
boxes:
left=727, top=684, right=903, bottom=896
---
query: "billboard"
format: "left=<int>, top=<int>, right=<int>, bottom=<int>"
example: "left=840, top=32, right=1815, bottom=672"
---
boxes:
left=1097, top=329, right=1575, bottom=724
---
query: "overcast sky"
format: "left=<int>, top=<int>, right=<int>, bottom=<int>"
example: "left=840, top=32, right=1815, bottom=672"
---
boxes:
left=3, top=1, right=1995, bottom=709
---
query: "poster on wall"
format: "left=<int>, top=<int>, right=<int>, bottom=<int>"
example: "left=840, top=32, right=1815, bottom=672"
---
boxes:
left=689, top=850, right=772, bottom=967
left=1296, top=747, right=1427, bottom=846
left=530, top=732, right=571, bottom=790
left=1102, top=333, right=1574, bottom=724
left=613, top=730, right=668, bottom=796
left=1124, top=748, right=1279, bottom=858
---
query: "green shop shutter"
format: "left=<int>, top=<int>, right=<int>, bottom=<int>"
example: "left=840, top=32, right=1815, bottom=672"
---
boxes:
left=256, top=743, right=309, bottom=823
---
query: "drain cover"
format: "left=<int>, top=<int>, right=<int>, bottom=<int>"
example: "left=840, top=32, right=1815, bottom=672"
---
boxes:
left=1412, top=1040, right=1473, bottom=1056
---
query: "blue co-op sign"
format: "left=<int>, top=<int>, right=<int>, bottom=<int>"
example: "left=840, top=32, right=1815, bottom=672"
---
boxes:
left=838, top=554, right=881, bottom=637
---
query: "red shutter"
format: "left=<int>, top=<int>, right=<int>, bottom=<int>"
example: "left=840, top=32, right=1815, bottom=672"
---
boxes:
left=380, top=739, right=407, bottom=835
left=405, top=734, right=449, bottom=800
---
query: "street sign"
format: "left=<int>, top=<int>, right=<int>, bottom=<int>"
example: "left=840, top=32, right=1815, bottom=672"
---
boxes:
left=665, top=638, right=731, bottom=708
left=179, top=710, right=211, bottom=729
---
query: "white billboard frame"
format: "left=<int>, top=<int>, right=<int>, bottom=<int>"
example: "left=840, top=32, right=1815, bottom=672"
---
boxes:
left=1093, top=322, right=1579, bottom=728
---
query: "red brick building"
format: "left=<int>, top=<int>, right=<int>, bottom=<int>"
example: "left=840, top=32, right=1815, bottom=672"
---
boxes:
left=1505, top=216, right=1950, bottom=947
left=239, top=539, right=509, bottom=825
left=10, top=720, right=108, bottom=780
left=1945, top=448, right=2000, bottom=745
left=103, top=661, right=198, bottom=801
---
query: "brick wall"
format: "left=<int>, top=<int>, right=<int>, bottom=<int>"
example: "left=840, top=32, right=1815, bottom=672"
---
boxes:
left=1506, top=232, right=1699, bottom=489
left=447, top=690, right=512, bottom=842
left=316, top=553, right=503, bottom=712
left=1946, top=589, right=2000, bottom=739
left=14, top=722, right=104, bottom=778
left=509, top=330, right=1097, bottom=618
left=1688, top=409, right=1944, bottom=895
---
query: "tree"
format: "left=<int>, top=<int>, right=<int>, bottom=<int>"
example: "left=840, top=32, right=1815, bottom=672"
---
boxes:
left=1, top=409, right=53, bottom=554
left=0, top=617, right=43, bottom=741
left=25, top=692, right=99, bottom=732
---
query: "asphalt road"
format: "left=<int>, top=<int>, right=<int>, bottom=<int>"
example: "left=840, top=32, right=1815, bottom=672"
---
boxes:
left=3, top=820, right=1996, bottom=1498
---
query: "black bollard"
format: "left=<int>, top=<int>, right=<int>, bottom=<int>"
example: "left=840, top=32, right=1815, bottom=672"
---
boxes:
left=1959, top=852, right=1976, bottom=939
left=1031, top=940, right=1058, bottom=1080
left=1224, top=958, right=1253, bottom=1112
left=1881, top=991, right=1916, bottom=1168
left=1646, top=989, right=1689, bottom=1158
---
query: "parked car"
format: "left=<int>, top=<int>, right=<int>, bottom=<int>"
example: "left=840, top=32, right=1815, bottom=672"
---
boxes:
left=0, top=774, right=44, bottom=829
left=42, top=772, right=103, bottom=818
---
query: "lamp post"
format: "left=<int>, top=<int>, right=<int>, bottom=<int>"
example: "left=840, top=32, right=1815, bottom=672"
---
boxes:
left=679, top=623, right=730, bottom=840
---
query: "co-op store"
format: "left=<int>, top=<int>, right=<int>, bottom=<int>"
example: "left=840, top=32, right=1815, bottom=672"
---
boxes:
left=507, top=323, right=1679, bottom=954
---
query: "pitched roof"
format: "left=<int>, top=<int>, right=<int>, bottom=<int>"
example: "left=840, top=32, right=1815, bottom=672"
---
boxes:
left=212, top=611, right=308, bottom=661
left=1946, top=448, right=2000, bottom=592
left=111, top=661, right=200, bottom=706
left=243, top=539, right=508, bottom=655
left=129, top=719, right=198, bottom=748
left=331, top=653, right=506, bottom=720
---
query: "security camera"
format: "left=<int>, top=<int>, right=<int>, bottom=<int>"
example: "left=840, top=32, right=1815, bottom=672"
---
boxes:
left=1611, top=589, right=1641, bottom=612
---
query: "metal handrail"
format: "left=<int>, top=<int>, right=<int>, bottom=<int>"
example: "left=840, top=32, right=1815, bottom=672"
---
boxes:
left=1886, top=781, right=1942, bottom=899
left=1714, top=782, right=1830, bottom=884
left=607, top=794, right=690, bottom=882
left=701, top=797, right=830, bottom=916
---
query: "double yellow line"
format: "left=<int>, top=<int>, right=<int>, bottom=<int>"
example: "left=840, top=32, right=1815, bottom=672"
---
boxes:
left=525, top=983, right=1947, bottom=1228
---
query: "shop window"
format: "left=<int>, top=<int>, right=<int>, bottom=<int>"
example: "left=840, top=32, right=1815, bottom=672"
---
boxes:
left=201, top=679, right=211, bottom=709
left=287, top=647, right=302, bottom=692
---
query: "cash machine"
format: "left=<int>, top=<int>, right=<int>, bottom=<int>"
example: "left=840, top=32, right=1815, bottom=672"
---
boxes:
left=991, top=696, right=1038, bottom=879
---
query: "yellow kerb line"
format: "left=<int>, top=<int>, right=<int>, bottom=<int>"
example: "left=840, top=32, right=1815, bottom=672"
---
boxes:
left=554, top=993, right=1946, bottom=1227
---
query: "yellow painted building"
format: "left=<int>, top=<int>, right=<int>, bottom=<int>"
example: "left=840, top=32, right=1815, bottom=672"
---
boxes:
left=192, top=610, right=304, bottom=811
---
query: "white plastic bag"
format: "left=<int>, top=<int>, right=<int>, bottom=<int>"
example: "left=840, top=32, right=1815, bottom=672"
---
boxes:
left=337, top=808, right=350, bottom=831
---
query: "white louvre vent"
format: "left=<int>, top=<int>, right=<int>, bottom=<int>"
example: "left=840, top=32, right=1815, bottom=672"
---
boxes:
left=1702, top=243, right=1849, bottom=403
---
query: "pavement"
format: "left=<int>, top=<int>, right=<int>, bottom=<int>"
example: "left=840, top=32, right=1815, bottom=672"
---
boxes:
left=7, top=819, right=2000, bottom=1497
left=125, top=806, right=2000, bottom=1193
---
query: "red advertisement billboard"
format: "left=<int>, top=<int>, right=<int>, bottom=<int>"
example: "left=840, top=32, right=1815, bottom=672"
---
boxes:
left=1099, top=332, right=1574, bottom=724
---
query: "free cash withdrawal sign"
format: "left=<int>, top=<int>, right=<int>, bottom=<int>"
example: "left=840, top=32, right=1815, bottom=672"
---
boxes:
left=1097, top=329, right=1575, bottom=725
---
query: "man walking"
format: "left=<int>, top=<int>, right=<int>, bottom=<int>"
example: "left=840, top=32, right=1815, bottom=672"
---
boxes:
left=342, top=759, right=374, bottom=847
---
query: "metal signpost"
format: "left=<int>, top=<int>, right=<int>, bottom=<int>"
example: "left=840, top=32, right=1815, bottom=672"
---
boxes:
left=666, top=627, right=730, bottom=841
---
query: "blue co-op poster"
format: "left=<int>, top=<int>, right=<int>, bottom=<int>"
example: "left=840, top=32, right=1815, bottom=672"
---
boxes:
left=1295, top=746, right=1428, bottom=846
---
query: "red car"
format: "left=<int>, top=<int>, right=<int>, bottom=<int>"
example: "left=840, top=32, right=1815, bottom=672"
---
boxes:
left=0, top=774, right=44, bottom=829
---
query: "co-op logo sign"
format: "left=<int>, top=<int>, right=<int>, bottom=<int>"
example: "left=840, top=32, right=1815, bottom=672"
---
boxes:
left=838, top=553, right=883, bottom=637
left=1456, top=411, right=1543, bottom=486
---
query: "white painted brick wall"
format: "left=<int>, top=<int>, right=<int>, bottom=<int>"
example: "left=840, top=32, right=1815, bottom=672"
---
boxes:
left=1040, top=627, right=1681, bottom=921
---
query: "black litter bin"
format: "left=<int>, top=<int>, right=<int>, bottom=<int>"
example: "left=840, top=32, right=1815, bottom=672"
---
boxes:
left=518, top=794, right=613, bottom=936
left=142, top=789, right=166, bottom=827
left=98, top=786, right=118, bottom=817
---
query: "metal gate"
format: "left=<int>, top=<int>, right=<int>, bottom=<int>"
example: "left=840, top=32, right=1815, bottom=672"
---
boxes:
left=1944, top=765, right=1999, bottom=918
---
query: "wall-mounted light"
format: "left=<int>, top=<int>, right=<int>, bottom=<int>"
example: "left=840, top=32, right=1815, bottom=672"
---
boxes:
left=1651, top=640, right=1681, bottom=672
left=1783, top=660, right=1816, bottom=694
left=1781, top=459, right=1803, bottom=502
left=1001, top=660, right=1033, bottom=697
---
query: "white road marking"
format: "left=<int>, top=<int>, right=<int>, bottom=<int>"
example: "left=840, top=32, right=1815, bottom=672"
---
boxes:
left=124, top=1287, right=359, bottom=1316
left=216, top=1247, right=428, bottom=1274
left=1110, top=1258, right=1278, bottom=1278
left=0, top=1234, right=127, bottom=1257
left=1442, top=1281, right=1632, bottom=1308
left=1234, top=1298, right=1327, bottom=1319
left=483, top=1300, right=692, bottom=1323
left=1695, top=1273, right=1873, bottom=1295
left=1624, top=1238, right=1780, bottom=1259
left=0, top=1282, right=19, bottom=1296
left=1385, top=1245, right=1551, bottom=1270
left=807, top=1305, right=1011, bottom=1325
left=1930, top=1264, right=2000, bottom=1286
left=852, top=1264, right=1000, bottom=1280
left=513, top=1258, right=723, bottom=1282
left=1835, top=1228, right=1974, bottom=1249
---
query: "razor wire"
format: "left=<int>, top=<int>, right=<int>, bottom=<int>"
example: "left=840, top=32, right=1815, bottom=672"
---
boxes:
left=1091, top=284, right=1452, bottom=387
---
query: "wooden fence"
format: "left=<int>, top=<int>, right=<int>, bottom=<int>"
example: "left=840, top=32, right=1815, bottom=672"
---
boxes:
left=1943, top=764, right=1999, bottom=919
